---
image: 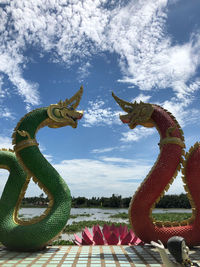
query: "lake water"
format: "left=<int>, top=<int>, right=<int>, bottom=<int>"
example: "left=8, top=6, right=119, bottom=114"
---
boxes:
left=19, top=207, right=192, bottom=223
left=19, top=207, right=129, bottom=224
left=18, top=207, right=192, bottom=242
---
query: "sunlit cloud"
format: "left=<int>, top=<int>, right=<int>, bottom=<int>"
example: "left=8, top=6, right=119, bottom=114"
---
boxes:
left=0, top=136, right=12, bottom=149
left=1, top=0, right=199, bottom=110
left=0, top=51, right=40, bottom=110
left=53, top=156, right=152, bottom=197
left=77, top=62, right=91, bottom=82
left=91, top=147, right=116, bottom=154
left=120, top=127, right=155, bottom=143
left=91, top=145, right=128, bottom=154
left=0, top=107, right=14, bottom=120
left=0, top=154, right=186, bottom=198
left=0, top=0, right=199, bottom=126
left=0, top=169, right=10, bottom=198
left=52, top=156, right=186, bottom=197
left=83, top=100, right=120, bottom=127
left=132, top=94, right=152, bottom=103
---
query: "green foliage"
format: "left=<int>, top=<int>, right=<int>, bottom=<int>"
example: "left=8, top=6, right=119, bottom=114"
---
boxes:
left=64, top=213, right=192, bottom=234
left=72, top=194, right=131, bottom=208
left=22, top=196, right=49, bottom=207
left=109, top=212, right=192, bottom=222
left=64, top=220, right=131, bottom=233
left=152, top=213, right=192, bottom=222
left=155, top=193, right=191, bottom=209
left=109, top=212, right=128, bottom=219
left=22, top=193, right=191, bottom=209
left=51, top=240, right=74, bottom=246
left=70, top=213, right=92, bottom=219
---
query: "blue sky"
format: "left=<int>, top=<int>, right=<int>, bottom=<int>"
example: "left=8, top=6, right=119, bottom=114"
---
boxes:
left=0, top=0, right=200, bottom=198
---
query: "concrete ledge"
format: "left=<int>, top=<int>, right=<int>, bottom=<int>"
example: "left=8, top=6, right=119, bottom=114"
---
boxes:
left=0, top=245, right=200, bottom=266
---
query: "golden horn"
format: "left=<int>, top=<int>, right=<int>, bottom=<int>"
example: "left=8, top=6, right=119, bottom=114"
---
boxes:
left=67, top=86, right=83, bottom=109
left=112, top=92, right=135, bottom=112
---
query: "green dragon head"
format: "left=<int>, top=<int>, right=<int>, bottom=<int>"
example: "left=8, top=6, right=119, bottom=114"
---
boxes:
left=112, top=92, right=154, bottom=129
left=47, top=86, right=83, bottom=128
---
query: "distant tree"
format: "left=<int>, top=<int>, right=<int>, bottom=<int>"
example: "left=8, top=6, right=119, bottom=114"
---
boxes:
left=100, top=197, right=110, bottom=207
left=75, top=197, right=87, bottom=206
left=22, top=193, right=191, bottom=209
left=122, top=197, right=131, bottom=208
left=156, top=194, right=191, bottom=209
left=39, top=193, right=44, bottom=199
left=110, top=194, right=122, bottom=208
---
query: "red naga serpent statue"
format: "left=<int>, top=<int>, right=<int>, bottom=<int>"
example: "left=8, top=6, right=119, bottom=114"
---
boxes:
left=112, top=93, right=200, bottom=247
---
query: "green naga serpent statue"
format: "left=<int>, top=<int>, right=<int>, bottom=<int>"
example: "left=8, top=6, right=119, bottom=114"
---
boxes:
left=0, top=87, right=83, bottom=251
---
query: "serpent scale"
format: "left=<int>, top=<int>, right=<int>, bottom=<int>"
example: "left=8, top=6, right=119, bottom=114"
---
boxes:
left=113, top=92, right=200, bottom=247
left=0, top=87, right=83, bottom=251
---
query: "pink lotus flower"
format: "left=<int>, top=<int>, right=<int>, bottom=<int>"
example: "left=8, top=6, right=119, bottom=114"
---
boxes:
left=74, top=224, right=144, bottom=245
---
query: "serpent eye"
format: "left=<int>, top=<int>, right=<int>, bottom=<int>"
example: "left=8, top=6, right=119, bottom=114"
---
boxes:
left=131, top=108, right=139, bottom=117
left=53, top=108, right=62, bottom=118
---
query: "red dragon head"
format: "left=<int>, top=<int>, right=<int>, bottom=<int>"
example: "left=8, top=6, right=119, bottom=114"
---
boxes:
left=112, top=92, right=154, bottom=129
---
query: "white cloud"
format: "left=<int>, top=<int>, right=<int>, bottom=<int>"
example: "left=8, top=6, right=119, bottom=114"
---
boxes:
left=159, top=83, right=200, bottom=127
left=132, top=94, right=151, bottom=103
left=0, top=136, right=12, bottom=149
left=52, top=156, right=186, bottom=197
left=0, top=154, right=187, bottom=198
left=53, top=157, right=152, bottom=197
left=0, top=173, right=49, bottom=198
left=91, top=147, right=116, bottom=154
left=0, top=155, right=152, bottom=198
left=0, top=138, right=15, bottom=198
left=0, top=52, right=40, bottom=110
left=114, top=3, right=200, bottom=100
left=120, top=127, right=155, bottom=142
left=91, top=145, right=128, bottom=154
left=107, top=1, right=200, bottom=123
left=100, top=157, right=145, bottom=164
left=165, top=172, right=185, bottom=195
left=83, top=99, right=121, bottom=127
left=0, top=0, right=200, bottom=120
left=0, top=169, right=10, bottom=198
left=0, top=75, right=3, bottom=93
left=77, top=62, right=91, bottom=82
left=0, top=107, right=14, bottom=119
left=43, top=154, right=53, bottom=163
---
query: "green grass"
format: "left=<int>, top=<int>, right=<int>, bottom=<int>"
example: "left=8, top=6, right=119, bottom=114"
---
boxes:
left=63, top=213, right=193, bottom=235
left=109, top=212, right=192, bottom=222
left=109, top=212, right=128, bottom=219
left=79, top=213, right=93, bottom=217
left=153, top=213, right=192, bottom=222
left=64, top=220, right=130, bottom=233
left=70, top=213, right=92, bottom=219
left=51, top=240, right=74, bottom=246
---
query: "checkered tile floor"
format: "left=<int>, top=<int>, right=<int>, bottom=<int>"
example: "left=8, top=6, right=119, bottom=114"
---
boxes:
left=0, top=245, right=200, bottom=267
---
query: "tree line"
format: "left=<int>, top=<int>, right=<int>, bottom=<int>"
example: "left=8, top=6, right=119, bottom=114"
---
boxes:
left=22, top=193, right=191, bottom=209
